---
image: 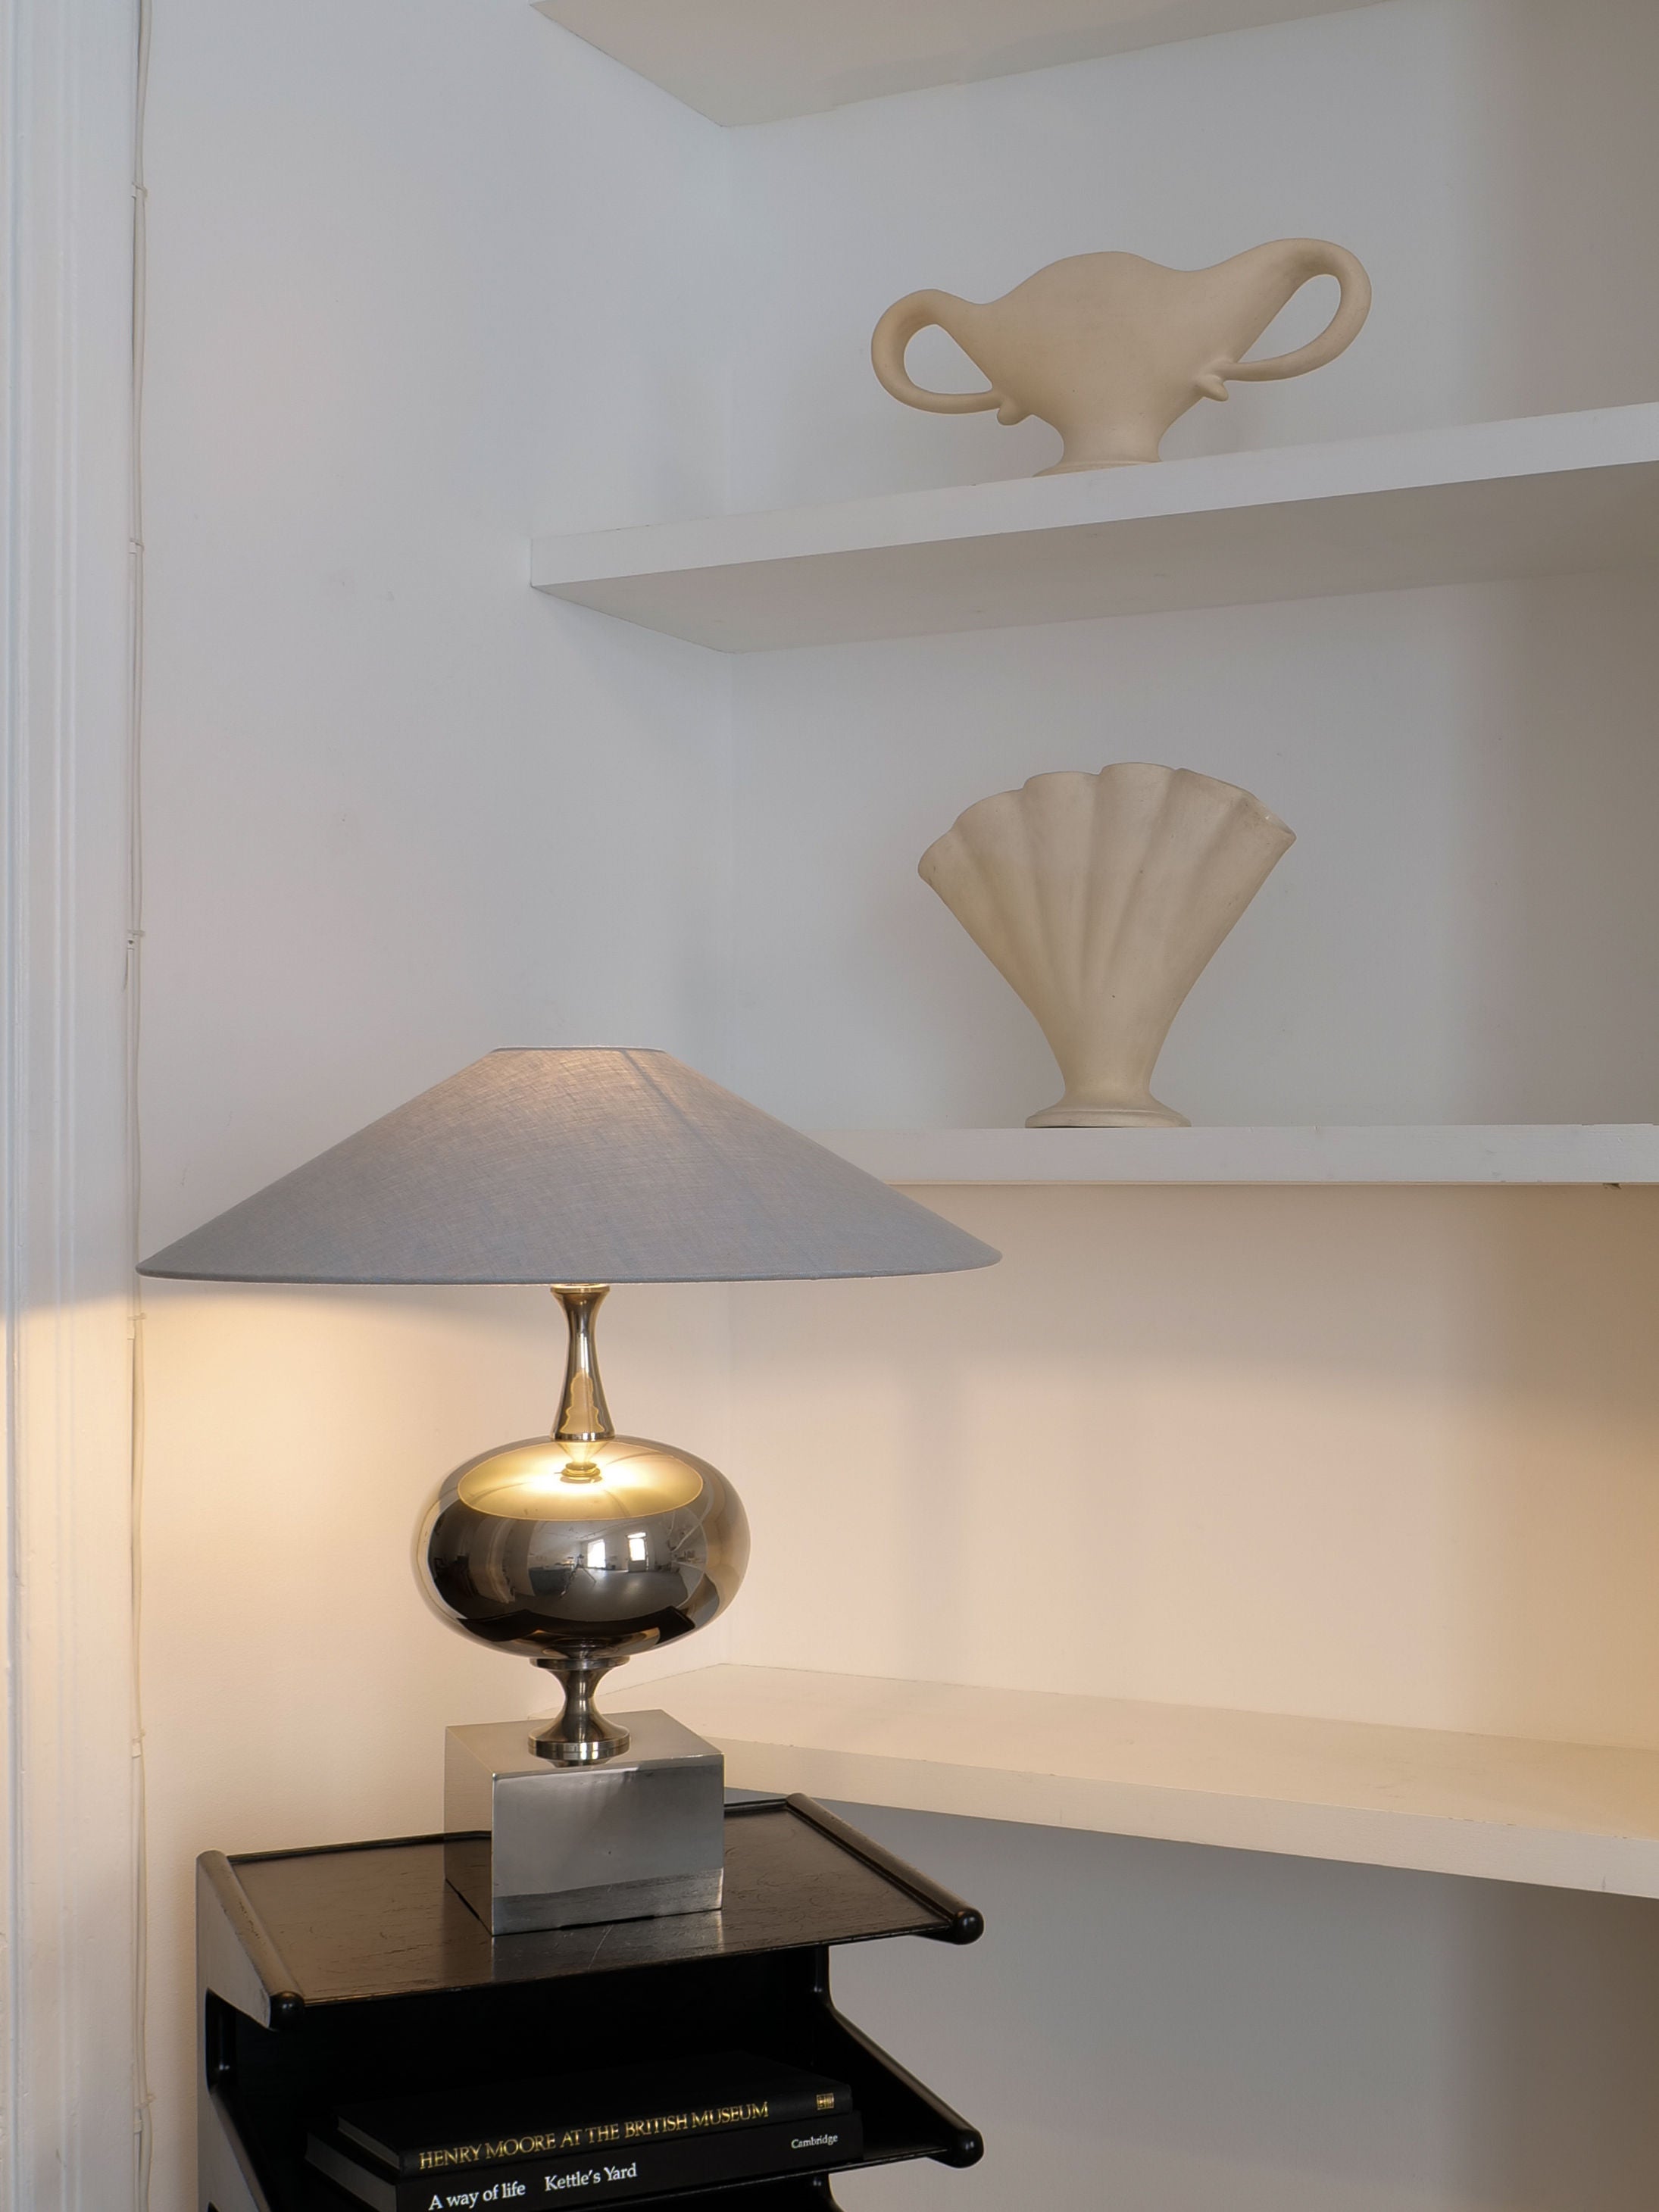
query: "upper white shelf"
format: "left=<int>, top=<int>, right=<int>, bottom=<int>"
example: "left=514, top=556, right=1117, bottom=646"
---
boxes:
left=533, top=0, right=1386, bottom=127
left=530, top=405, right=1659, bottom=651
left=613, top=1664, right=1659, bottom=1899
left=814, top=1125, right=1659, bottom=1186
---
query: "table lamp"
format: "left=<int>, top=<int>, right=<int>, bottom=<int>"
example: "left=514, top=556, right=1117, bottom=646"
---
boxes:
left=139, top=1048, right=998, bottom=1932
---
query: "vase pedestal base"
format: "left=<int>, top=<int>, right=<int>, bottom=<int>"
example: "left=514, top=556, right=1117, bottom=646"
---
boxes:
left=1026, top=1101, right=1189, bottom=1129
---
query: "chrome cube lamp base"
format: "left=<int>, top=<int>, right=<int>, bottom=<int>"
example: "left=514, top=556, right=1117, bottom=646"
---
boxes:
left=443, top=1710, right=725, bottom=1935
left=418, top=1286, right=748, bottom=1936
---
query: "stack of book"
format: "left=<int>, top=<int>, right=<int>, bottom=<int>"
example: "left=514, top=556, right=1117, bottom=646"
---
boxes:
left=307, top=2051, right=861, bottom=2210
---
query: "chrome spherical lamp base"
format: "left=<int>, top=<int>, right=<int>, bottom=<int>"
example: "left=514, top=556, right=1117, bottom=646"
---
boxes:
left=417, top=1286, right=749, bottom=1766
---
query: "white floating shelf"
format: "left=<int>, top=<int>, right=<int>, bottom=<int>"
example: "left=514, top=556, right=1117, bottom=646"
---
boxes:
left=531, top=405, right=1659, bottom=651
left=813, top=1125, right=1659, bottom=1186
left=614, top=1665, right=1659, bottom=1898
left=533, top=0, right=1386, bottom=127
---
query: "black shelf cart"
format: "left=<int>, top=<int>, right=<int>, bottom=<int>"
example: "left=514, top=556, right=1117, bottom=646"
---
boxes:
left=198, top=1795, right=986, bottom=2211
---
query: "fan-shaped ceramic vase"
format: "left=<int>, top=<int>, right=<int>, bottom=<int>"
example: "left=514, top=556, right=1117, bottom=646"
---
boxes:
left=919, top=764, right=1295, bottom=1128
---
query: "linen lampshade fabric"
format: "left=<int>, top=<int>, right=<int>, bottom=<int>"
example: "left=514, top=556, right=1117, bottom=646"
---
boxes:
left=137, top=1048, right=999, bottom=1285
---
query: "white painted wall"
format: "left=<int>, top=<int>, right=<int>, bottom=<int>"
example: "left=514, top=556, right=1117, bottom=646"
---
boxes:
left=730, top=1183, right=1659, bottom=1747
left=711, top=9, right=1659, bottom=2210
left=138, top=5, right=732, bottom=2204
left=718, top=0, right=1659, bottom=1742
left=133, top=3, right=1659, bottom=2210
left=726, top=572, right=1659, bottom=1131
left=726, top=0, right=1659, bottom=507
left=828, top=1804, right=1659, bottom=2212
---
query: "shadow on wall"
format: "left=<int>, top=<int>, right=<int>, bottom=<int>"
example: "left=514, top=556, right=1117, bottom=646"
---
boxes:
left=829, top=1804, right=1659, bottom=2212
left=1442, top=570, right=1659, bottom=1124
left=1457, top=0, right=1659, bottom=423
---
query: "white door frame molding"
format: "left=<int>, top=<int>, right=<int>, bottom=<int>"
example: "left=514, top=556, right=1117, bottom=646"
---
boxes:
left=1, top=0, right=142, bottom=2206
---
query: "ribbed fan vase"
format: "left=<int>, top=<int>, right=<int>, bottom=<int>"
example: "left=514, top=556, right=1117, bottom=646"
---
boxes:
left=919, top=764, right=1295, bottom=1127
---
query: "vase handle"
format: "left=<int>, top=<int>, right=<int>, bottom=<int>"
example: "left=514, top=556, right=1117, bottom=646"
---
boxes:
left=1209, top=240, right=1372, bottom=389
left=871, top=291, right=1015, bottom=417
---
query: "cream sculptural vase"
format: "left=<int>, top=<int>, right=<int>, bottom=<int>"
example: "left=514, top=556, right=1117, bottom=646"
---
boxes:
left=872, top=240, right=1370, bottom=472
left=920, top=765, right=1295, bottom=1128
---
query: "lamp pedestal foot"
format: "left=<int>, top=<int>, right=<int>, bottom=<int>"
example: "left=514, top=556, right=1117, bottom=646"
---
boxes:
left=530, top=1651, right=632, bottom=1764
left=443, top=1711, right=725, bottom=1935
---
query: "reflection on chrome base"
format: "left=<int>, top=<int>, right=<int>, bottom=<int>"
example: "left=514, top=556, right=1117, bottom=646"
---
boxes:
left=444, top=1708, right=726, bottom=1935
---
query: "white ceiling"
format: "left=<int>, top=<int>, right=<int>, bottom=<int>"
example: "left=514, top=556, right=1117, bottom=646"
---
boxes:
left=533, top=0, right=1386, bottom=127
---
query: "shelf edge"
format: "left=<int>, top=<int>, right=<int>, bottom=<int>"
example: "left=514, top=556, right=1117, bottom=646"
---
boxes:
left=616, top=1667, right=1659, bottom=1899
left=810, top=1126, right=1659, bottom=1186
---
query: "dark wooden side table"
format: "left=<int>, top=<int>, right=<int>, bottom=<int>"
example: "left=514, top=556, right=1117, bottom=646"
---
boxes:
left=197, top=1795, right=985, bottom=2211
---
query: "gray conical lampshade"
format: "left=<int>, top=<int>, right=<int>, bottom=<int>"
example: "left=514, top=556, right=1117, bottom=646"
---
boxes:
left=138, top=1047, right=998, bottom=1284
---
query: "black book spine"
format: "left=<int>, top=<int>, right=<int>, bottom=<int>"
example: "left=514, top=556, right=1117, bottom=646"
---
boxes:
left=348, top=2079, right=853, bottom=2179
left=314, top=2113, right=864, bottom=2212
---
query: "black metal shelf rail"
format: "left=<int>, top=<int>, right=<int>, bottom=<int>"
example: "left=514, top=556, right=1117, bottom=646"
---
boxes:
left=199, top=1798, right=983, bottom=2212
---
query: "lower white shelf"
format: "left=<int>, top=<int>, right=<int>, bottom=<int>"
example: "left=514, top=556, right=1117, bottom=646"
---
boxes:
left=613, top=1666, right=1659, bottom=1898
left=813, top=1125, right=1659, bottom=1185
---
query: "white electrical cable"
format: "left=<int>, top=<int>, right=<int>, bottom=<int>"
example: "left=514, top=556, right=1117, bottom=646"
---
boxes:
left=127, top=0, right=152, bottom=2205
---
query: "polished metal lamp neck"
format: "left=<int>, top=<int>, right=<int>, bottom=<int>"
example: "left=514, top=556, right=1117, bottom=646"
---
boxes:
left=551, top=1284, right=614, bottom=1447
left=531, top=1651, right=632, bottom=1765
left=538, top=1285, right=630, bottom=1766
